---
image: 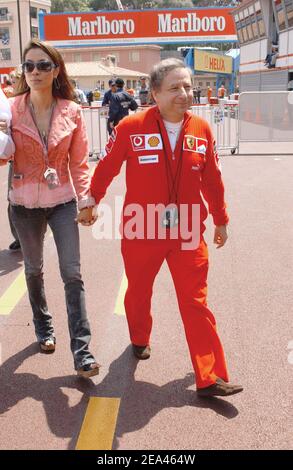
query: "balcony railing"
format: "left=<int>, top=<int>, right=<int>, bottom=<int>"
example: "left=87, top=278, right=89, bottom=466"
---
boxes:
left=0, top=13, right=13, bottom=22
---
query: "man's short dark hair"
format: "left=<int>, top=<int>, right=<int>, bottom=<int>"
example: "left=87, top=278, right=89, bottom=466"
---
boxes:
left=109, top=79, right=115, bottom=86
left=115, top=78, right=124, bottom=87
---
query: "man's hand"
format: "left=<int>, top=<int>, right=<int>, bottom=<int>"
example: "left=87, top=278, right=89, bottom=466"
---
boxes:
left=76, top=207, right=98, bottom=226
left=214, top=225, right=228, bottom=249
left=0, top=120, right=8, bottom=134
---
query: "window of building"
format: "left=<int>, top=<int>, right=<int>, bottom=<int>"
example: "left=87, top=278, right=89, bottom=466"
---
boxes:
left=245, top=17, right=254, bottom=40
left=206, top=81, right=210, bottom=86
left=284, top=0, right=293, bottom=28
left=31, top=26, right=38, bottom=38
left=0, top=28, right=10, bottom=45
left=30, top=7, right=38, bottom=19
left=0, top=48, right=11, bottom=60
left=235, top=1, right=267, bottom=43
left=274, top=0, right=287, bottom=31
left=255, top=1, right=266, bottom=37
left=199, top=82, right=203, bottom=86
left=129, top=51, right=140, bottom=62
left=0, top=8, right=8, bottom=18
left=241, top=19, right=248, bottom=41
left=214, top=81, right=216, bottom=86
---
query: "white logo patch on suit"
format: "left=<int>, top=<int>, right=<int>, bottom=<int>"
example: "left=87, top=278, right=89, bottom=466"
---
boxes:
left=130, top=134, right=163, bottom=151
left=138, top=155, right=159, bottom=164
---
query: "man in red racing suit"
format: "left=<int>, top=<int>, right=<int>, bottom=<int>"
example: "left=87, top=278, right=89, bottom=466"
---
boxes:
left=79, top=59, right=243, bottom=397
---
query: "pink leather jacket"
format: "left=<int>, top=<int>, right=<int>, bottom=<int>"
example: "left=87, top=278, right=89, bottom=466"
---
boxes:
left=7, top=93, right=95, bottom=209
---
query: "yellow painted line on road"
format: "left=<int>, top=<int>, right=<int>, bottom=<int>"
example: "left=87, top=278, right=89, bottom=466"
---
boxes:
left=0, top=270, right=27, bottom=316
left=76, top=397, right=120, bottom=450
left=114, top=271, right=127, bottom=316
left=0, top=233, right=55, bottom=316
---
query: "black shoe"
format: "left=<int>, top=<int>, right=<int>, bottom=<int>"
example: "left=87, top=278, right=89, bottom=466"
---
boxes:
left=197, top=378, right=243, bottom=397
left=9, top=240, right=21, bottom=251
left=132, top=344, right=151, bottom=360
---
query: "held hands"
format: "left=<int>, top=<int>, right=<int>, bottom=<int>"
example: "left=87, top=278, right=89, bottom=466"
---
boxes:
left=214, top=225, right=228, bottom=249
left=76, top=207, right=98, bottom=226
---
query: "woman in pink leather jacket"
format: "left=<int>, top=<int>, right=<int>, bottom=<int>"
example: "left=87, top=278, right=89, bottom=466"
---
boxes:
left=2, top=39, right=99, bottom=378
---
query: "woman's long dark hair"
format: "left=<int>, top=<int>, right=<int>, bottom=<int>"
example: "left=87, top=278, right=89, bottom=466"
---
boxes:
left=16, top=39, right=75, bottom=101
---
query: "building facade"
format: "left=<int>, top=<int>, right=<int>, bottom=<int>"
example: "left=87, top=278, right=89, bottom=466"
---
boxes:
left=59, top=44, right=161, bottom=76
left=0, top=0, right=51, bottom=79
left=232, top=0, right=293, bottom=91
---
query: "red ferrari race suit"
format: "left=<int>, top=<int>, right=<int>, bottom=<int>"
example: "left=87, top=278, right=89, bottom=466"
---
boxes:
left=90, top=106, right=229, bottom=388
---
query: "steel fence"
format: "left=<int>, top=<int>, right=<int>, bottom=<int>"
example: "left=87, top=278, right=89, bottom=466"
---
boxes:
left=190, top=104, right=238, bottom=154
left=83, top=103, right=239, bottom=159
left=82, top=106, right=108, bottom=159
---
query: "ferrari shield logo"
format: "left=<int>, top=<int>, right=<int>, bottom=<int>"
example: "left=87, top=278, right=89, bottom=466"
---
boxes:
left=186, top=137, right=195, bottom=150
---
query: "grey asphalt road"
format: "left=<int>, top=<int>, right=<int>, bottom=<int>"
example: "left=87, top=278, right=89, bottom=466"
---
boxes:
left=0, top=150, right=292, bottom=450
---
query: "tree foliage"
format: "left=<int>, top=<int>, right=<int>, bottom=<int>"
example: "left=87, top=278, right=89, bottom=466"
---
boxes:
left=51, top=0, right=90, bottom=12
left=51, top=0, right=198, bottom=12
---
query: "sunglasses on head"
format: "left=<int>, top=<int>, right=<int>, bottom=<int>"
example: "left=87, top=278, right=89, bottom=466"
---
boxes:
left=22, top=60, right=58, bottom=73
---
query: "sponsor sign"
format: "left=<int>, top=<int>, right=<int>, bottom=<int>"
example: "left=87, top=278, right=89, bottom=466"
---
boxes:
left=194, top=48, right=233, bottom=74
left=39, top=8, right=237, bottom=46
left=0, top=67, right=14, bottom=85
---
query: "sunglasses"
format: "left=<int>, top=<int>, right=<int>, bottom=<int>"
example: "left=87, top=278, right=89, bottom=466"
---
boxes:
left=22, top=61, right=58, bottom=73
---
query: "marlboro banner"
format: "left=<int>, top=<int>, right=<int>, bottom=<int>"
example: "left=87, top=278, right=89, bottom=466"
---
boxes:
left=39, top=8, right=237, bottom=47
left=194, top=48, right=233, bottom=74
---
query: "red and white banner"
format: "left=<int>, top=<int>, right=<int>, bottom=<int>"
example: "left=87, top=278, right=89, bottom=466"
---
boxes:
left=0, top=68, right=14, bottom=85
left=39, top=8, right=237, bottom=46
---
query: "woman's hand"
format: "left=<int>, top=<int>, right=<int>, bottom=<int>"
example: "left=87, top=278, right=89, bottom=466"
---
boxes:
left=76, top=207, right=98, bottom=226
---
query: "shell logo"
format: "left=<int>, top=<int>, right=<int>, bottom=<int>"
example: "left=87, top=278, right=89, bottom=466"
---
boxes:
left=148, top=136, right=160, bottom=147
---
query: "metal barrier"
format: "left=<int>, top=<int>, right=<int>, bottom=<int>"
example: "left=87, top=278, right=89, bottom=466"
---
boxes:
left=190, top=104, right=238, bottom=154
left=82, top=106, right=108, bottom=158
left=237, top=91, right=293, bottom=155
left=83, top=103, right=239, bottom=159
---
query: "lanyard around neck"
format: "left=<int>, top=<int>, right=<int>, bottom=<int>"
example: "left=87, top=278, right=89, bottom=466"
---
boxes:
left=157, top=119, right=184, bottom=205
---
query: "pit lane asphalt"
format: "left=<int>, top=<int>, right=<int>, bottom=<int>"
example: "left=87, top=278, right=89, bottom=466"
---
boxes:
left=0, top=153, right=292, bottom=450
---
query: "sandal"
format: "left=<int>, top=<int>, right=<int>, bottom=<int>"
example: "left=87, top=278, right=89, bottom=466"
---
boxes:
left=39, top=337, right=56, bottom=354
left=77, top=362, right=100, bottom=378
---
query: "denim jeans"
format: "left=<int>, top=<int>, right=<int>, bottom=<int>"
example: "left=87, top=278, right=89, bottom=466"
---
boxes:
left=10, top=200, right=96, bottom=370
left=7, top=162, right=19, bottom=242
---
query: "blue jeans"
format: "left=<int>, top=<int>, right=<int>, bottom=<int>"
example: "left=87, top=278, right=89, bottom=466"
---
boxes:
left=10, top=200, right=96, bottom=370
